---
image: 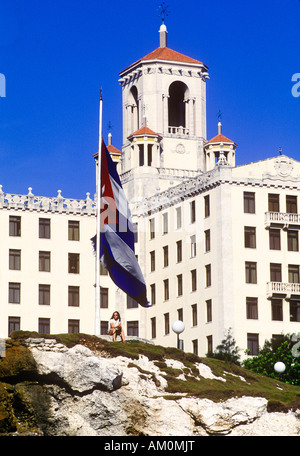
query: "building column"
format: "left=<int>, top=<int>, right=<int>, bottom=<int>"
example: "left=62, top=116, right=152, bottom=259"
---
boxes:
left=162, top=94, right=169, bottom=135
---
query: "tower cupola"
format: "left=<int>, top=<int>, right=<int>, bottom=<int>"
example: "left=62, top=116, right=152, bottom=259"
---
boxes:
left=204, top=122, right=237, bottom=171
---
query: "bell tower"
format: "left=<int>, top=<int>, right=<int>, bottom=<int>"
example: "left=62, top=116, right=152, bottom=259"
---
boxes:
left=119, top=22, right=209, bottom=198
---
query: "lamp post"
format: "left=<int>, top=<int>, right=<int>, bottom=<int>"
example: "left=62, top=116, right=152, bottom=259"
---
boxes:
left=172, top=320, right=185, bottom=350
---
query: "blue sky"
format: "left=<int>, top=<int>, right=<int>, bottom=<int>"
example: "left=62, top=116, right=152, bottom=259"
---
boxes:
left=0, top=0, right=299, bottom=198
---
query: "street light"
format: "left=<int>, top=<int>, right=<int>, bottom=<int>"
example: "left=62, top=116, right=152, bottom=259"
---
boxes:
left=172, top=320, right=185, bottom=350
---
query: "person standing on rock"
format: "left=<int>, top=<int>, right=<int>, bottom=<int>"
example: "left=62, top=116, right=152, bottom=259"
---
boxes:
left=109, top=311, right=125, bottom=342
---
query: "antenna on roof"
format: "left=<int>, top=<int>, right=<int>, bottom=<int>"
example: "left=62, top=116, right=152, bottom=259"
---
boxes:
left=158, top=2, right=170, bottom=24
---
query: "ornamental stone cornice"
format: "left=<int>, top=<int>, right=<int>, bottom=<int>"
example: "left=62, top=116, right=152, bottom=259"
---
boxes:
left=129, top=164, right=300, bottom=216
left=0, top=186, right=96, bottom=216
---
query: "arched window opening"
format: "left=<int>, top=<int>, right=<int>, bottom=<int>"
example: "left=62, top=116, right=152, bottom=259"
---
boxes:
left=128, top=86, right=139, bottom=133
left=168, top=81, right=189, bottom=134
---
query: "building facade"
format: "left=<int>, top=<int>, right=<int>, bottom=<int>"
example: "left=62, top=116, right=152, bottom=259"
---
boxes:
left=1, top=23, right=300, bottom=359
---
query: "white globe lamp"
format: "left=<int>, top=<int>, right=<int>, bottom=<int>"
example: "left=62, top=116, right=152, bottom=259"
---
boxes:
left=274, top=361, right=286, bottom=374
left=172, top=320, right=185, bottom=334
left=172, top=320, right=185, bottom=349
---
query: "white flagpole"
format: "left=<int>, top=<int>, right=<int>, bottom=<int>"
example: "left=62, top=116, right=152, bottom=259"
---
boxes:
left=95, top=86, right=103, bottom=336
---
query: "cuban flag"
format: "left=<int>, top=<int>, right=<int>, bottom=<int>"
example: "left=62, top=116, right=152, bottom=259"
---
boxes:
left=92, top=140, right=149, bottom=307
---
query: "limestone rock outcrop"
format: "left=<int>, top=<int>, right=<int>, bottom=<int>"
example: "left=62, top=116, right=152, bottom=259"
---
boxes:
left=0, top=338, right=299, bottom=436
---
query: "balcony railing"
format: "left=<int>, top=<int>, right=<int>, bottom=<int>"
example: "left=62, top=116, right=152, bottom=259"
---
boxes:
left=267, top=281, right=300, bottom=299
left=265, top=212, right=300, bottom=229
left=168, top=126, right=189, bottom=136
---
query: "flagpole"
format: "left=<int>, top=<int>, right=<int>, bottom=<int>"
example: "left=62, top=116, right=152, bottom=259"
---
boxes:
left=95, top=86, right=103, bottom=336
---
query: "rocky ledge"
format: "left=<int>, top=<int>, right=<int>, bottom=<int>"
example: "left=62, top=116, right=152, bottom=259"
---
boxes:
left=0, top=336, right=299, bottom=436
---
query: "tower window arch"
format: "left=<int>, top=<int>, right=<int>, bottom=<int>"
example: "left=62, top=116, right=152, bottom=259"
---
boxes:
left=128, top=86, right=139, bottom=133
left=168, top=81, right=189, bottom=131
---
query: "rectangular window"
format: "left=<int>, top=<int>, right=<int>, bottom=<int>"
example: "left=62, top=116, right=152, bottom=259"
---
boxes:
left=247, top=333, right=259, bottom=355
left=288, top=265, right=300, bottom=284
left=176, top=207, right=182, bottom=229
left=68, top=286, right=80, bottom=307
left=244, top=227, right=256, bottom=248
left=151, top=317, right=156, bottom=339
left=163, top=279, right=169, bottom=301
left=286, top=195, right=297, bottom=214
left=207, top=335, right=213, bottom=354
left=245, top=262, right=257, bottom=284
left=206, top=299, right=212, bottom=322
left=177, top=274, right=183, bottom=296
left=244, top=192, right=255, bottom=214
left=100, top=263, right=108, bottom=275
left=191, top=269, right=197, bottom=291
left=68, top=319, right=80, bottom=334
left=39, top=218, right=50, bottom=239
left=150, top=284, right=156, bottom=306
left=162, top=213, right=168, bottom=234
left=177, top=308, right=183, bottom=321
left=191, top=304, right=197, bottom=326
left=163, top=246, right=169, bottom=267
left=271, top=299, right=283, bottom=321
left=8, top=316, right=20, bottom=336
left=176, top=240, right=182, bottom=263
left=269, top=229, right=281, bottom=250
left=68, top=220, right=80, bottom=241
left=9, top=249, right=21, bottom=270
left=190, top=235, right=196, bottom=257
left=133, top=222, right=138, bottom=243
left=149, top=218, right=155, bottom=239
left=39, top=284, right=50, bottom=305
left=288, top=231, right=299, bottom=252
left=204, top=195, right=210, bottom=217
left=39, top=251, right=51, bottom=272
left=150, top=251, right=155, bottom=272
left=204, top=230, right=210, bottom=252
left=9, top=216, right=21, bottom=237
left=246, top=297, right=258, bottom=319
left=290, top=301, right=300, bottom=322
left=100, top=321, right=109, bottom=336
left=192, top=339, right=198, bottom=356
left=164, top=313, right=170, bottom=335
left=127, top=295, right=138, bottom=308
left=68, top=253, right=80, bottom=274
left=190, top=200, right=196, bottom=224
left=268, top=194, right=280, bottom=212
left=9, top=283, right=20, bottom=304
left=127, top=321, right=139, bottom=337
left=100, top=287, right=109, bottom=308
left=38, top=318, right=50, bottom=335
left=270, top=263, right=282, bottom=282
left=205, top=265, right=211, bottom=287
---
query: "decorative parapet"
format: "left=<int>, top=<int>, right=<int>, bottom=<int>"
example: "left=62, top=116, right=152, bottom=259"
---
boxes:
left=0, top=186, right=96, bottom=215
left=120, top=167, right=199, bottom=185
left=130, top=168, right=218, bottom=216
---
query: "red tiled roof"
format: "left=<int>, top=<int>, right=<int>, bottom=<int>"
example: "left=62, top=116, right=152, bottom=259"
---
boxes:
left=120, top=46, right=207, bottom=74
left=128, top=126, right=162, bottom=139
left=141, top=47, right=203, bottom=64
left=205, top=133, right=237, bottom=146
left=93, top=144, right=122, bottom=158
left=107, top=144, right=122, bottom=155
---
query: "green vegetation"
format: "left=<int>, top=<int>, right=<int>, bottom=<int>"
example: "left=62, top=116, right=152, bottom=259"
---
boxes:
left=243, top=334, right=300, bottom=386
left=207, top=328, right=241, bottom=365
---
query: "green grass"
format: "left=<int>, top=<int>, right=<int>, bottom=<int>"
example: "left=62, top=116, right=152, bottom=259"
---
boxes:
left=9, top=331, right=300, bottom=411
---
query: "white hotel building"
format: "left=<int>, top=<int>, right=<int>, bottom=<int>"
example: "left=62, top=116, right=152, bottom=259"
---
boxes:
left=1, top=23, right=300, bottom=358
